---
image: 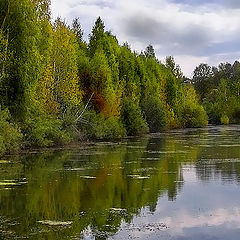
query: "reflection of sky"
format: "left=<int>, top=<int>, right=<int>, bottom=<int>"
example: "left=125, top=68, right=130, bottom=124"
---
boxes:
left=113, top=166, right=240, bottom=240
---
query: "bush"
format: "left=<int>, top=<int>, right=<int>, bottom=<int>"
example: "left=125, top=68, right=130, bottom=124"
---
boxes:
left=231, top=107, right=240, bottom=123
left=182, top=105, right=208, bottom=128
left=23, top=115, right=71, bottom=147
left=220, top=115, right=229, bottom=125
left=141, top=97, right=166, bottom=132
left=78, top=110, right=126, bottom=139
left=0, top=108, right=22, bottom=156
left=120, top=99, right=149, bottom=136
left=206, top=104, right=221, bottom=124
left=104, top=117, right=127, bottom=139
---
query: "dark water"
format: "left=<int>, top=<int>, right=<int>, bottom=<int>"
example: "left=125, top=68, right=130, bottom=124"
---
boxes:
left=1, top=125, right=240, bottom=240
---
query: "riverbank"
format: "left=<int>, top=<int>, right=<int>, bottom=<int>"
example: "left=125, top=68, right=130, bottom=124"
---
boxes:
left=1, top=124, right=221, bottom=158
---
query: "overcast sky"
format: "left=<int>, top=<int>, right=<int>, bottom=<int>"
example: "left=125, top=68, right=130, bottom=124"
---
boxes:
left=51, top=0, right=240, bottom=77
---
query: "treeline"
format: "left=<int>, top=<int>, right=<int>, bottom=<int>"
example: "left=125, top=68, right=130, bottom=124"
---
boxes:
left=0, top=0, right=207, bottom=156
left=192, top=61, right=240, bottom=124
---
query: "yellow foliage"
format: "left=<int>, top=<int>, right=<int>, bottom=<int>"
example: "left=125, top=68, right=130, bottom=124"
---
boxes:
left=102, top=89, right=122, bottom=117
left=51, top=22, right=82, bottom=108
left=36, top=64, right=59, bottom=115
left=165, top=104, right=180, bottom=129
left=220, top=115, right=229, bottom=125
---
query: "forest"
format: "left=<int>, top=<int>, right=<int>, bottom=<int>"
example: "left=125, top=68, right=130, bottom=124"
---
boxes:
left=0, top=0, right=239, bottom=156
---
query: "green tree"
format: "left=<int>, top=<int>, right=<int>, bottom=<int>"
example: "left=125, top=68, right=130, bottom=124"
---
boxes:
left=144, top=44, right=156, bottom=59
left=72, top=17, right=83, bottom=43
left=88, top=17, right=105, bottom=57
left=165, top=56, right=183, bottom=81
left=142, top=96, right=166, bottom=132
left=0, top=0, right=42, bottom=120
left=32, top=0, right=51, bottom=20
left=192, top=63, right=213, bottom=99
left=120, top=98, right=148, bottom=136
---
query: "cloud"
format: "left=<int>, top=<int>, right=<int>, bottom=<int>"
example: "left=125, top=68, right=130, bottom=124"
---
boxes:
left=162, top=207, right=240, bottom=235
left=51, top=0, right=240, bottom=76
left=122, top=14, right=213, bottom=56
left=171, top=0, right=240, bottom=9
left=80, top=0, right=114, bottom=8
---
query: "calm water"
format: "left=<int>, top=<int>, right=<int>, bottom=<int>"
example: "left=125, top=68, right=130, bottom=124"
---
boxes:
left=1, top=125, right=240, bottom=240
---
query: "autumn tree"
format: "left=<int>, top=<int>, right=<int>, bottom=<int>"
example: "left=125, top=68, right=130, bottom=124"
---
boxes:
left=36, top=18, right=82, bottom=115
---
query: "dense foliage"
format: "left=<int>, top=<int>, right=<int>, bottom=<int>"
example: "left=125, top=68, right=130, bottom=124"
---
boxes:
left=192, top=61, right=240, bottom=124
left=0, top=0, right=207, bottom=156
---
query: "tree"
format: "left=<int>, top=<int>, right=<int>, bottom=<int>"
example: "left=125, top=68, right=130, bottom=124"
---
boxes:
left=32, top=0, right=51, bottom=20
left=72, top=17, right=83, bottom=43
left=144, top=44, right=156, bottom=59
left=89, top=49, right=121, bottom=116
left=165, top=56, right=183, bottom=81
left=192, top=63, right=213, bottom=99
left=37, top=18, right=82, bottom=115
left=119, top=45, right=141, bottom=102
left=0, top=31, right=8, bottom=85
left=218, top=62, right=233, bottom=80
left=142, top=96, right=166, bottom=132
left=88, top=17, right=105, bottom=57
left=0, top=0, right=42, bottom=119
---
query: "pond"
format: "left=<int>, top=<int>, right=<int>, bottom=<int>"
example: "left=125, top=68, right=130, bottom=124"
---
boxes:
left=1, top=125, right=240, bottom=240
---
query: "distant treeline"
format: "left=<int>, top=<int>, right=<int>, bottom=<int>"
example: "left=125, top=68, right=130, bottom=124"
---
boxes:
left=2, top=0, right=229, bottom=156
left=192, top=61, right=240, bottom=125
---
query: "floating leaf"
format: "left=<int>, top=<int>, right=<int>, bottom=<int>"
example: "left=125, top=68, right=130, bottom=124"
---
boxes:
left=38, top=220, right=72, bottom=226
left=128, top=175, right=149, bottom=179
left=66, top=168, right=85, bottom=171
left=0, top=160, right=10, bottom=164
left=80, top=176, right=96, bottom=179
left=110, top=208, right=127, bottom=212
left=0, top=180, right=27, bottom=186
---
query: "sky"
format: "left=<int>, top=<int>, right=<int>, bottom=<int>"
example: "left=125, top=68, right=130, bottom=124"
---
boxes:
left=51, top=0, right=240, bottom=77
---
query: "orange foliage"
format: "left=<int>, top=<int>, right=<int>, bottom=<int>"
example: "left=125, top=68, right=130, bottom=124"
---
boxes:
left=93, top=92, right=107, bottom=113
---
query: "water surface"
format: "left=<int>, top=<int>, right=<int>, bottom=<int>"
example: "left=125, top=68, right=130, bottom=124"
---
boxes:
left=1, top=125, right=240, bottom=239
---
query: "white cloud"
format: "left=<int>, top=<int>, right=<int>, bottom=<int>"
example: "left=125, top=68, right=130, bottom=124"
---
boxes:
left=162, top=207, right=240, bottom=235
left=51, top=0, right=240, bottom=76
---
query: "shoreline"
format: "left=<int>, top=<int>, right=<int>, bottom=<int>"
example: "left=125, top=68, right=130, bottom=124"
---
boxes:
left=1, top=124, right=230, bottom=158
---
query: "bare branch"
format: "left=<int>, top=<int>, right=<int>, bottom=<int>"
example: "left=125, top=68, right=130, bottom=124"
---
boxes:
left=75, top=93, right=94, bottom=122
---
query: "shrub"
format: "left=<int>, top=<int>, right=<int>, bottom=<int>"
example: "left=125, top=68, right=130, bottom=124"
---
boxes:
left=120, top=98, right=149, bottom=136
left=23, top=115, right=71, bottom=147
left=0, top=136, right=5, bottom=155
left=141, top=97, right=166, bottom=132
left=182, top=105, right=208, bottom=128
left=0, top=108, right=22, bottom=156
left=231, top=107, right=240, bottom=123
left=220, top=115, right=229, bottom=125
left=205, top=103, right=221, bottom=124
left=104, top=117, right=127, bottom=139
left=78, top=110, right=126, bottom=139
